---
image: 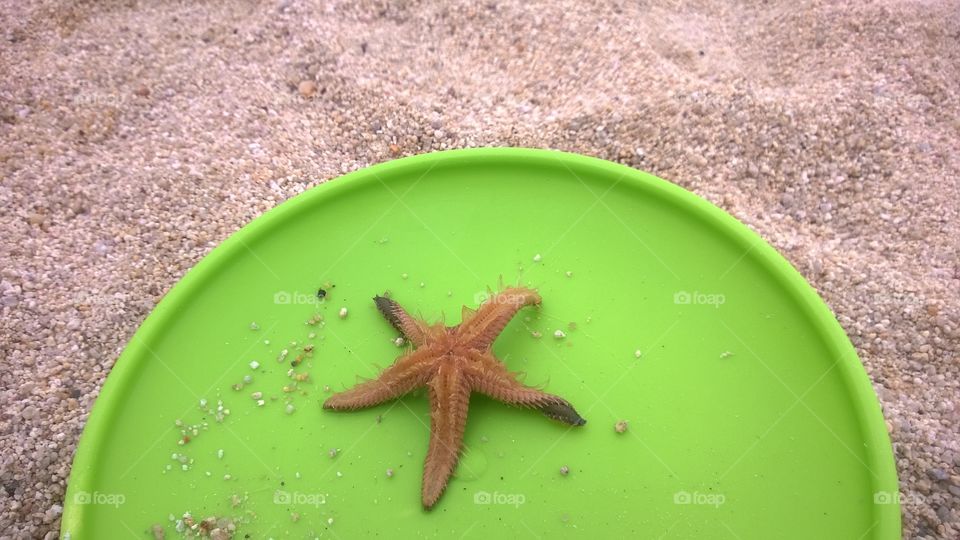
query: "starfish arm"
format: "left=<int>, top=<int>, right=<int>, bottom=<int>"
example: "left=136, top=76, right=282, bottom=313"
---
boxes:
left=323, top=347, right=437, bottom=410
left=374, top=295, right=429, bottom=346
left=456, top=286, right=541, bottom=350
left=422, top=363, right=471, bottom=508
left=465, top=351, right=587, bottom=426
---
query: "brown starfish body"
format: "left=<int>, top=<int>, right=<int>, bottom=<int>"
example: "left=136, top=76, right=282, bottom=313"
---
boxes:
left=323, top=286, right=587, bottom=508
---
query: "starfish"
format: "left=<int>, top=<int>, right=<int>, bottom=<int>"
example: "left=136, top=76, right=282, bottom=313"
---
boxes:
left=323, top=286, right=587, bottom=508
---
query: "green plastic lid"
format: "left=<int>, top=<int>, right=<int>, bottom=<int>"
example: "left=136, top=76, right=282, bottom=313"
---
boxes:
left=62, top=148, right=899, bottom=539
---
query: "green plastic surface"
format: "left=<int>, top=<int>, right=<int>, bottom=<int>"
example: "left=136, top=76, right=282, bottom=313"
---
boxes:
left=62, top=148, right=899, bottom=539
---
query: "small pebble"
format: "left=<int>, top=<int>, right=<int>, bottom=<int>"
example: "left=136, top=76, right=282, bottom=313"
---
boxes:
left=533, top=254, right=542, bottom=262
left=338, top=307, right=348, bottom=319
left=928, top=468, right=949, bottom=482
left=554, top=330, right=566, bottom=339
left=634, top=350, right=642, bottom=358
left=298, top=80, right=317, bottom=97
left=386, top=468, right=394, bottom=478
left=615, top=420, right=629, bottom=434
left=248, top=360, right=259, bottom=370
left=560, top=465, right=570, bottom=476
left=249, top=322, right=259, bottom=331
left=720, top=351, right=734, bottom=359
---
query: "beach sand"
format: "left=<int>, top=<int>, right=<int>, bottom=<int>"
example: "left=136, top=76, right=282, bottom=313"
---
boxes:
left=1, top=0, right=958, bottom=537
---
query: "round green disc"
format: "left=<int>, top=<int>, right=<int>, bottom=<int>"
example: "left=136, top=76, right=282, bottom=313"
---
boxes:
left=62, top=148, right=899, bottom=539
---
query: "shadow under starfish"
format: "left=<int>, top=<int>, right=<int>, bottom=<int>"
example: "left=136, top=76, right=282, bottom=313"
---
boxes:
left=323, top=286, right=587, bottom=508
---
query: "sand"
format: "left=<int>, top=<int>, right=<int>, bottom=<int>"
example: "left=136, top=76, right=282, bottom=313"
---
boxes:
left=1, top=0, right=958, bottom=538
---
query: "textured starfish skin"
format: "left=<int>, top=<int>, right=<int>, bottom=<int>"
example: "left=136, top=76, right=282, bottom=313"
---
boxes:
left=323, top=286, right=587, bottom=508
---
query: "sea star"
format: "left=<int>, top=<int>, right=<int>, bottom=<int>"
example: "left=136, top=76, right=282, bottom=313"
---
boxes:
left=323, top=286, right=587, bottom=508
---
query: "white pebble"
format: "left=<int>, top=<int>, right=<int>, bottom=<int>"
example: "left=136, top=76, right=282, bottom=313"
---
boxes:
left=554, top=330, right=566, bottom=339
left=634, top=350, right=643, bottom=358
left=720, top=351, right=734, bottom=359
left=338, top=307, right=348, bottom=319
left=393, top=337, right=405, bottom=347
left=217, top=449, right=224, bottom=459
left=256, top=399, right=265, bottom=407
left=533, top=254, right=542, bottom=262
left=251, top=391, right=263, bottom=400
left=198, top=398, right=207, bottom=408
left=248, top=360, right=259, bottom=370
left=565, top=271, right=573, bottom=277
left=285, top=404, right=296, bottom=415
left=249, top=322, right=259, bottom=331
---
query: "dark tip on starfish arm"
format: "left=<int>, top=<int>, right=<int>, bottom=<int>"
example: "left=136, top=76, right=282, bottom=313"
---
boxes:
left=537, top=398, right=587, bottom=426
left=374, top=294, right=427, bottom=345
left=463, top=351, right=587, bottom=426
